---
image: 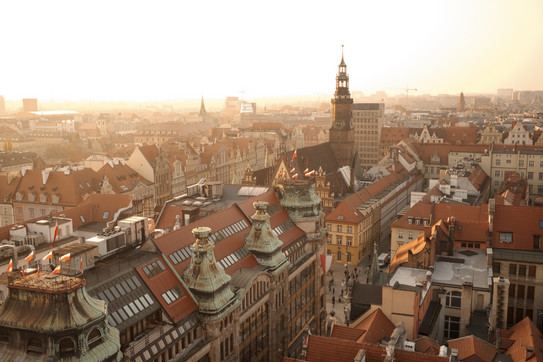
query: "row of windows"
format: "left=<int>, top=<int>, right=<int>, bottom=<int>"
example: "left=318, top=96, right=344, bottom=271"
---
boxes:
left=209, top=219, right=249, bottom=244
left=142, top=260, right=166, bottom=278
left=96, top=275, right=142, bottom=302
left=109, top=294, right=154, bottom=327
left=219, top=247, right=250, bottom=270
left=326, top=224, right=353, bottom=233
left=162, top=285, right=185, bottom=305
left=496, top=159, right=542, bottom=167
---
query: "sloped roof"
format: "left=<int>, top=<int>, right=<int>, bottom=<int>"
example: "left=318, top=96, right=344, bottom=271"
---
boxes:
left=492, top=205, right=543, bottom=250
left=97, top=162, right=148, bottom=194
left=15, top=168, right=101, bottom=207
left=447, top=335, right=496, bottom=362
left=138, top=144, right=159, bottom=165
left=415, top=336, right=441, bottom=355
left=353, top=308, right=396, bottom=344
left=389, top=232, right=428, bottom=272
left=0, top=175, right=21, bottom=203
left=505, top=316, right=543, bottom=361
left=330, top=324, right=365, bottom=341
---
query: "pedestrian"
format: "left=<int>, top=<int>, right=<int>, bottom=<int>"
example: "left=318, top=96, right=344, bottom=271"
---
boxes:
left=332, top=296, right=335, bottom=306
left=332, top=287, right=335, bottom=295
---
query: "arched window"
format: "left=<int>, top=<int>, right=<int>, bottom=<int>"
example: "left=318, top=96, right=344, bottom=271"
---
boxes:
left=87, top=328, right=102, bottom=349
left=59, top=337, right=76, bottom=358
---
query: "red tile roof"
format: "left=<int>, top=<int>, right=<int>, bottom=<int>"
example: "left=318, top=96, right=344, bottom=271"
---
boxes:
left=330, top=325, right=365, bottom=341
left=492, top=205, right=543, bottom=250
left=447, top=335, right=496, bottom=362
left=0, top=174, right=21, bottom=203
left=415, top=337, right=441, bottom=355
left=136, top=256, right=198, bottom=323
left=97, top=162, right=149, bottom=194
left=138, top=144, right=159, bottom=165
left=353, top=308, right=396, bottom=344
left=505, top=316, right=543, bottom=361
left=15, top=168, right=101, bottom=207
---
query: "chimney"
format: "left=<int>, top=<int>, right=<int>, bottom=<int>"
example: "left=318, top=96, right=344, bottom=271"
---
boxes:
left=450, top=348, right=459, bottom=362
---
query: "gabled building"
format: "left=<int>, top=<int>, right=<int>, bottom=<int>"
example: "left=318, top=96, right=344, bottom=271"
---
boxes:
left=12, top=168, right=101, bottom=223
left=126, top=144, right=171, bottom=210
left=97, top=160, right=155, bottom=217
left=0, top=174, right=20, bottom=227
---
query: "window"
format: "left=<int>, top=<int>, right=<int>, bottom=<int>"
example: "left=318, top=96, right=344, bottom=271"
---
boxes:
left=520, top=160, right=525, bottom=167
left=527, top=286, right=535, bottom=300
left=444, top=316, right=460, bottom=340
left=529, top=160, right=534, bottom=167
left=337, top=251, right=341, bottom=261
left=347, top=237, right=352, bottom=246
left=528, top=172, right=534, bottom=180
left=445, top=291, right=462, bottom=308
left=398, top=231, right=403, bottom=239
left=500, top=232, right=513, bottom=243
left=87, top=328, right=102, bottom=349
left=496, top=159, right=501, bottom=166
left=493, top=262, right=501, bottom=274
left=327, top=224, right=331, bottom=231
left=408, top=232, right=413, bottom=240
left=495, top=170, right=501, bottom=177
left=539, top=173, right=543, bottom=181
left=337, top=225, right=342, bottom=232
left=347, top=226, right=353, bottom=233
left=510, top=263, right=517, bottom=275
left=347, top=252, right=351, bottom=262
left=529, top=265, right=536, bottom=277
left=327, top=237, right=331, bottom=244
left=519, top=265, right=526, bottom=277
left=506, top=159, right=512, bottom=164
left=337, top=236, right=342, bottom=245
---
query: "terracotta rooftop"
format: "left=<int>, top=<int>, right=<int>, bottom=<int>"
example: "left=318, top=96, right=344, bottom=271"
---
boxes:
left=415, top=337, right=441, bottom=355
left=447, top=335, right=496, bottom=362
left=330, top=324, right=365, bottom=341
left=353, top=308, right=396, bottom=344
left=492, top=205, right=543, bottom=251
left=504, top=316, right=543, bottom=361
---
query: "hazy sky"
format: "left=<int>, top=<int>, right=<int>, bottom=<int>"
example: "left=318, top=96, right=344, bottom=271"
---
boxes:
left=2, top=0, right=542, bottom=102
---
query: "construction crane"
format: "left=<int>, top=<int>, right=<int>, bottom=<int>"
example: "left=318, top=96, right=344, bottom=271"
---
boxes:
left=389, top=86, right=418, bottom=113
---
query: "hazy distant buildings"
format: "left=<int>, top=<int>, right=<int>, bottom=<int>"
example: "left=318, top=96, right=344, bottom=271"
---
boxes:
left=0, top=95, right=5, bottom=114
left=352, top=103, right=385, bottom=168
left=22, top=98, right=38, bottom=112
left=497, top=88, right=514, bottom=101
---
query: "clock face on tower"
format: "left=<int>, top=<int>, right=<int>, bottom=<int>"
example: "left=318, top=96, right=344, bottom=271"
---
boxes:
left=334, top=119, right=345, bottom=129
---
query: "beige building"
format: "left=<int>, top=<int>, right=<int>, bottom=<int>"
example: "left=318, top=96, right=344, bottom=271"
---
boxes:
left=352, top=103, right=385, bottom=168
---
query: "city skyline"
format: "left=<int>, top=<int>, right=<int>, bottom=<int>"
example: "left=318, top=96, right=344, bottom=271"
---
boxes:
left=2, top=0, right=542, bottom=102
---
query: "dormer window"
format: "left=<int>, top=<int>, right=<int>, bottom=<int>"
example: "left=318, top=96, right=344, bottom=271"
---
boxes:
left=28, top=193, right=36, bottom=202
left=407, top=217, right=413, bottom=225
left=415, top=218, right=421, bottom=225
left=52, top=194, right=60, bottom=205
left=40, top=194, right=47, bottom=203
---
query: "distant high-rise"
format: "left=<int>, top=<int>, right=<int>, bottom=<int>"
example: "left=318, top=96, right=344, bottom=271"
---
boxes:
left=0, top=95, right=5, bottom=114
left=353, top=102, right=385, bottom=168
left=456, top=92, right=466, bottom=112
left=497, top=88, right=513, bottom=101
left=329, top=46, right=355, bottom=168
left=22, top=98, right=38, bottom=112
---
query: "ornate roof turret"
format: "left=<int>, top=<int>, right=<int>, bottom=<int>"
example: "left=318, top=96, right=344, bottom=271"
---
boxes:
left=0, top=275, right=121, bottom=360
left=183, top=227, right=236, bottom=319
left=280, top=179, right=322, bottom=220
left=245, top=201, right=288, bottom=273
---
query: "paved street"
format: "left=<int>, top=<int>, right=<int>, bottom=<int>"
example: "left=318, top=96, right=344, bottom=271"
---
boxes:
left=324, top=256, right=372, bottom=326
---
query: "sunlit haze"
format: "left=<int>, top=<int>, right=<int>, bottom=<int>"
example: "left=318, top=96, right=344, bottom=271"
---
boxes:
left=2, top=0, right=543, bottom=104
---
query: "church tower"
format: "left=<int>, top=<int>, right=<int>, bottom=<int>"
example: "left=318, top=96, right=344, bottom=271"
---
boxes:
left=329, top=46, right=355, bottom=168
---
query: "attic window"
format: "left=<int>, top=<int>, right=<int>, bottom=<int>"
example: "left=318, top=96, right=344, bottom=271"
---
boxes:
left=499, top=232, right=513, bottom=244
left=80, top=215, right=85, bottom=223
left=458, top=225, right=462, bottom=231
left=338, top=216, right=344, bottom=220
left=86, top=182, right=91, bottom=188
left=79, top=184, right=84, bottom=190
left=103, top=211, right=109, bottom=219
left=407, top=217, right=413, bottom=225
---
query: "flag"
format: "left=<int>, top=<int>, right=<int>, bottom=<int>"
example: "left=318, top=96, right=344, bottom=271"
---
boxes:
left=304, top=168, right=309, bottom=173
left=292, top=173, right=299, bottom=179
left=79, top=259, right=83, bottom=271
left=305, top=170, right=315, bottom=177
left=43, top=251, right=53, bottom=260
left=320, top=254, right=332, bottom=274
left=290, top=167, right=296, bottom=174
left=51, top=265, right=61, bottom=274
left=51, top=220, right=59, bottom=248
left=60, top=253, right=70, bottom=262
left=282, top=170, right=286, bottom=177
left=25, top=250, right=34, bottom=263
left=276, top=170, right=281, bottom=177
left=7, top=259, right=13, bottom=272
left=291, top=150, right=297, bottom=162
left=21, top=269, right=25, bottom=277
